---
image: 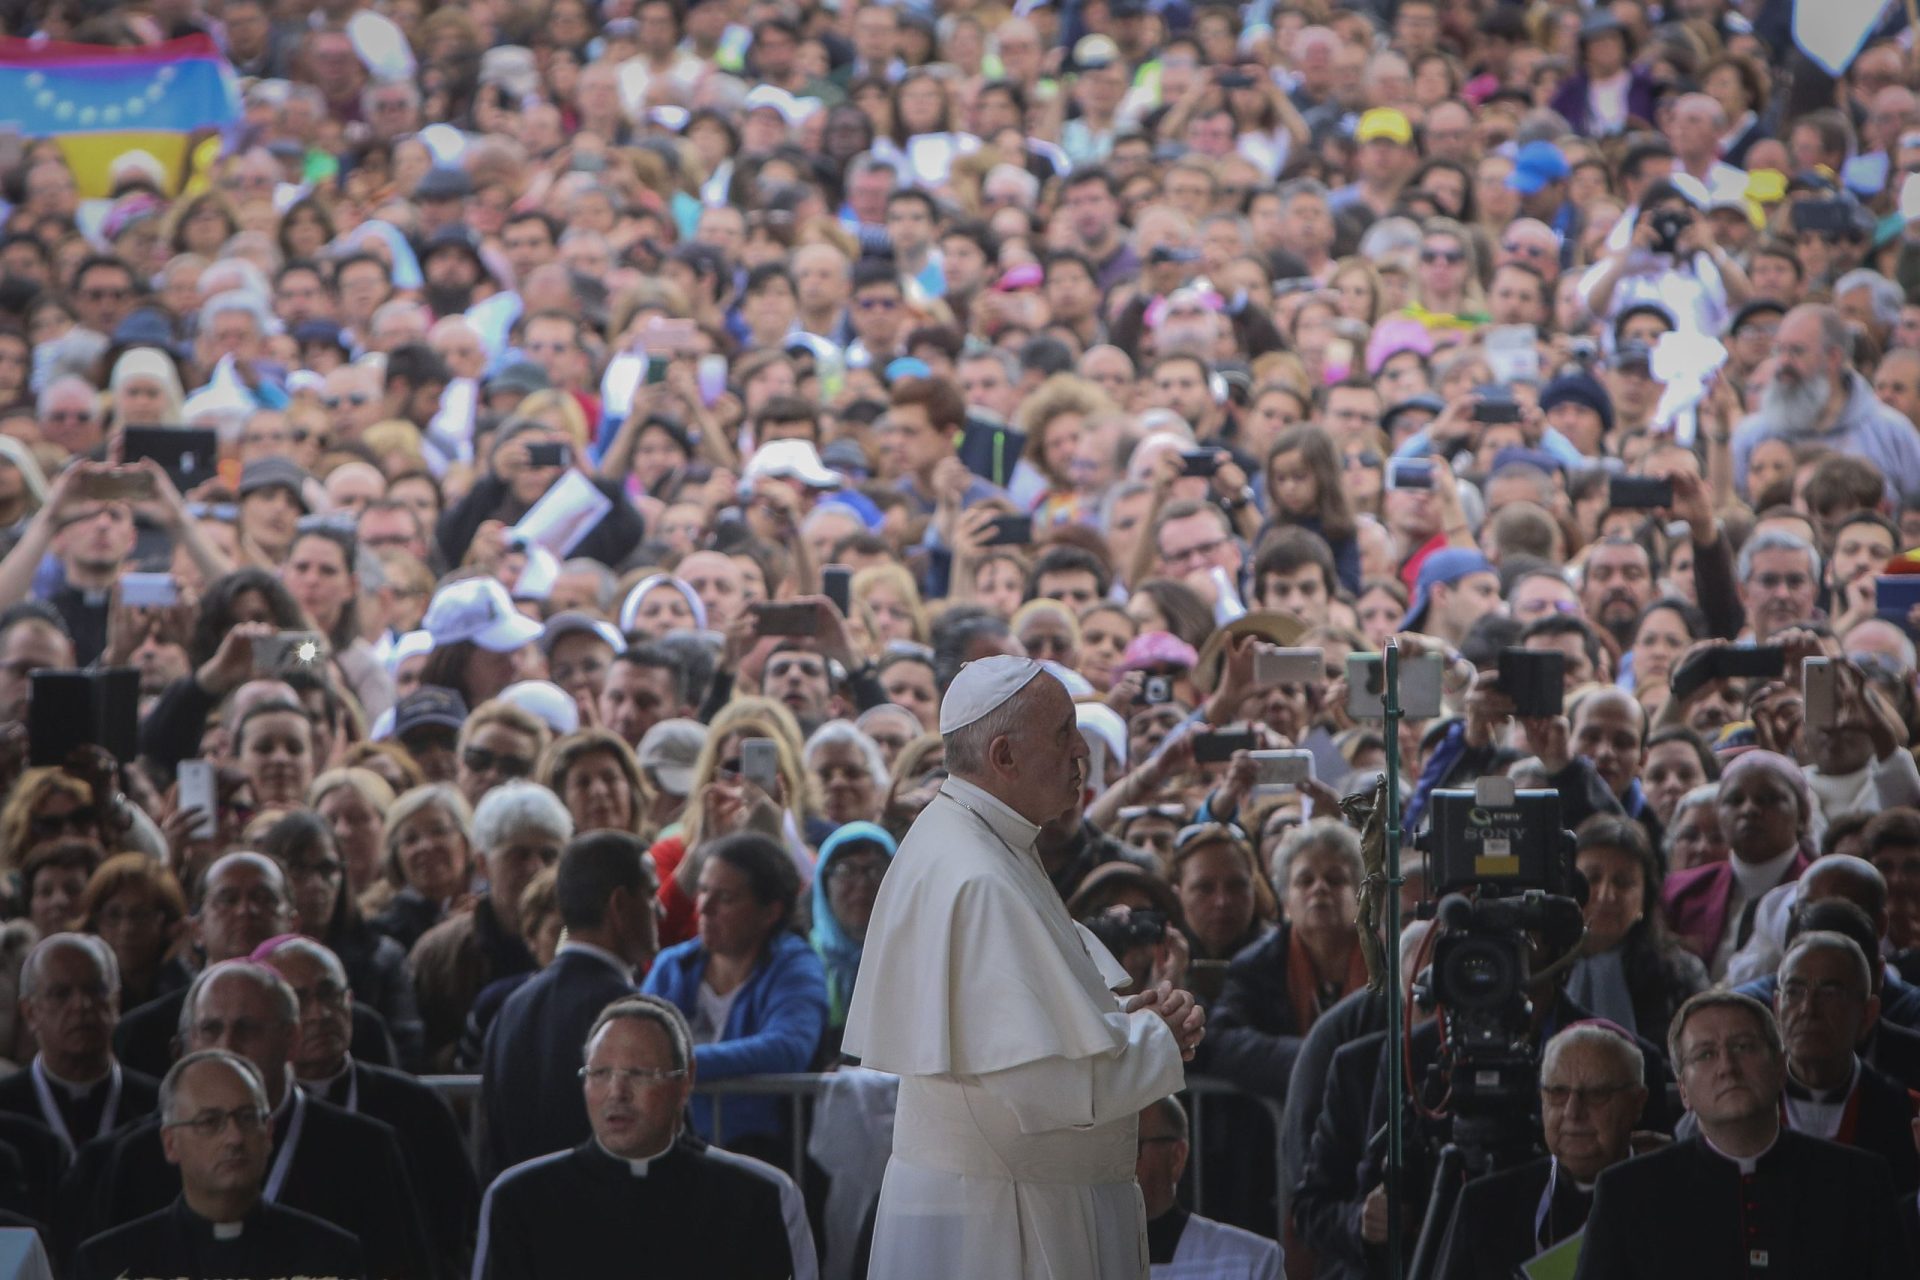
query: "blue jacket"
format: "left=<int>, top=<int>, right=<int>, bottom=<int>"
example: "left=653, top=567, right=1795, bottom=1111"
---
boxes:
left=641, top=930, right=828, bottom=1143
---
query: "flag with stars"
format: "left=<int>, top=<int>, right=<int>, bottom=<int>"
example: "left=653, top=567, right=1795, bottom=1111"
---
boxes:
left=0, top=34, right=240, bottom=198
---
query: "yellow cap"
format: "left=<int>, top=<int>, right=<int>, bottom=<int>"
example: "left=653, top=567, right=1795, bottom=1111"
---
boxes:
left=1356, top=108, right=1413, bottom=146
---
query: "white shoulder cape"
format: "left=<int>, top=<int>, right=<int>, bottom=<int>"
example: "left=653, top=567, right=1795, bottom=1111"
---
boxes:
left=843, top=779, right=1131, bottom=1076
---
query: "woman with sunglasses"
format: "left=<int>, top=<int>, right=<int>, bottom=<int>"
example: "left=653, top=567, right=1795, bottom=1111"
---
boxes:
left=1404, top=217, right=1489, bottom=331
left=453, top=700, right=552, bottom=812
left=1012, top=599, right=1081, bottom=671
left=809, top=820, right=895, bottom=1059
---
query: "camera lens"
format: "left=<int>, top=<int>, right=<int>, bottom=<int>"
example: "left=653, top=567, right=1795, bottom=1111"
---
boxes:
left=1440, top=938, right=1517, bottom=1011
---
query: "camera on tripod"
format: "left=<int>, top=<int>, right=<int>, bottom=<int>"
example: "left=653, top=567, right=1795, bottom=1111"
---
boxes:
left=1415, top=783, right=1584, bottom=1158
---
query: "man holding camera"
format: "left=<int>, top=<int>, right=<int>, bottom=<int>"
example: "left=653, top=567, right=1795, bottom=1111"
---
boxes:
left=1575, top=991, right=1911, bottom=1278
left=1577, top=180, right=1751, bottom=339
left=1435, top=1022, right=1647, bottom=1280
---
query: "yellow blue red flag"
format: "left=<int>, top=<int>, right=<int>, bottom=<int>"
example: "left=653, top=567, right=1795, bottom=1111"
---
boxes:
left=0, top=34, right=240, bottom=198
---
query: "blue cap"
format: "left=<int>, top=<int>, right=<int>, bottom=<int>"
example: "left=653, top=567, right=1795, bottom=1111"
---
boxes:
left=1490, top=446, right=1564, bottom=477
left=818, top=489, right=885, bottom=531
left=1400, top=548, right=1497, bottom=632
left=1539, top=370, right=1614, bottom=434
left=1507, top=141, right=1571, bottom=195
left=884, top=356, right=932, bottom=384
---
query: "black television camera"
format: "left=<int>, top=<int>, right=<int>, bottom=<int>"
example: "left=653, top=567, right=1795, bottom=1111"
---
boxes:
left=1419, top=785, right=1584, bottom=1163
left=1402, top=783, right=1585, bottom=1278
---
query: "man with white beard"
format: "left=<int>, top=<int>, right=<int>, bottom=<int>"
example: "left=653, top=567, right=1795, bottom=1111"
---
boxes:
left=1732, top=304, right=1920, bottom=506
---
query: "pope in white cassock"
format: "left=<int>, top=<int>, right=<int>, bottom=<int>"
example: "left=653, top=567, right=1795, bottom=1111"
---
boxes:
left=844, top=656, right=1207, bottom=1280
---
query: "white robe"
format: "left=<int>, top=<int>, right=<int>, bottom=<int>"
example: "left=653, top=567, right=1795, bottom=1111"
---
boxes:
left=1153, top=1214, right=1284, bottom=1280
left=843, top=776, right=1189, bottom=1280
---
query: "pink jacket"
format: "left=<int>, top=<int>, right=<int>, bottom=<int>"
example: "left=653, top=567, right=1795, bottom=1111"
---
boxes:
left=1662, top=852, right=1812, bottom=966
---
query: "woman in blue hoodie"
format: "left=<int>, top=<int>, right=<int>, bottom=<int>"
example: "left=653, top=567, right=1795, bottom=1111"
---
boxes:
left=809, top=821, right=897, bottom=1059
left=641, top=831, right=828, bottom=1158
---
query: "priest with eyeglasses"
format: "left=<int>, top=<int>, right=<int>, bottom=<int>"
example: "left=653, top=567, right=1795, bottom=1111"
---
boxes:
left=474, top=994, right=816, bottom=1280
left=72, top=1048, right=364, bottom=1280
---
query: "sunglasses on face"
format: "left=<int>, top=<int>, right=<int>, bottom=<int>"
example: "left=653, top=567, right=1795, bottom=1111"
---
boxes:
left=1420, top=248, right=1465, bottom=265
left=322, top=393, right=371, bottom=409
left=463, top=746, right=534, bottom=777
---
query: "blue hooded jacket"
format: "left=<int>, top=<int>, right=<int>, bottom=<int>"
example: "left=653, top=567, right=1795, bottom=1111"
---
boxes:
left=808, top=822, right=898, bottom=1027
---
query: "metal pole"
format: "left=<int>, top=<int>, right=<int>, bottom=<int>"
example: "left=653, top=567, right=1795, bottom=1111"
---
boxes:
left=1383, top=639, right=1406, bottom=1280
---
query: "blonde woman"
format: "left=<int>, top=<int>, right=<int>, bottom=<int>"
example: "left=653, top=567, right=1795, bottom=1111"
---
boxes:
left=852, top=563, right=931, bottom=649
left=650, top=697, right=821, bottom=946
left=1015, top=374, right=1119, bottom=527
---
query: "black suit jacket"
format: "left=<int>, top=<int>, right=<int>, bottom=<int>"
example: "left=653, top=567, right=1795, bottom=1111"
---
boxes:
left=1279, top=988, right=1386, bottom=1220
left=0, top=1061, right=159, bottom=1148
left=315, top=1060, right=479, bottom=1274
left=1843, top=1059, right=1920, bottom=1195
left=0, top=1113, right=62, bottom=1227
left=68, top=1090, right=433, bottom=1280
left=1574, top=1130, right=1913, bottom=1280
left=1291, top=1030, right=1386, bottom=1280
left=480, top=948, right=634, bottom=1178
left=74, top=1195, right=366, bottom=1280
left=1433, top=1156, right=1562, bottom=1280
left=1873, top=1016, right=1920, bottom=1090
left=115, top=986, right=398, bottom=1079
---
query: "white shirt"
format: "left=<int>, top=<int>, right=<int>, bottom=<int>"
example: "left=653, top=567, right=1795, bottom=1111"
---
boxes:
left=1713, top=845, right=1800, bottom=979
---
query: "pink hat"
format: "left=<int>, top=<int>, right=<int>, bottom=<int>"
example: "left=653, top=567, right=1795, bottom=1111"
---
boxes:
left=1366, top=315, right=1435, bottom=376
left=1117, top=630, right=1200, bottom=675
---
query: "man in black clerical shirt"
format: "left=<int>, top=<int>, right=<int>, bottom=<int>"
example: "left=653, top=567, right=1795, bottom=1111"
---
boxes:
left=481, top=831, right=659, bottom=1177
left=0, top=934, right=158, bottom=1156
left=1437, top=1022, right=1647, bottom=1280
left=1772, top=931, right=1920, bottom=1192
left=258, top=935, right=479, bottom=1271
left=475, top=995, right=814, bottom=1279
left=1138, top=1095, right=1282, bottom=1277
left=1575, top=991, right=1914, bottom=1279
left=73, top=1049, right=363, bottom=1280
left=67, top=961, right=434, bottom=1280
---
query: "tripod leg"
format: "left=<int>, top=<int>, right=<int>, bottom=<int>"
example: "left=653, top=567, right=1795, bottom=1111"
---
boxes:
left=1407, top=1143, right=1464, bottom=1280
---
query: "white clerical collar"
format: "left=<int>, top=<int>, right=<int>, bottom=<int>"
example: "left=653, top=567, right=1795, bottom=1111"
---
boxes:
left=1729, top=845, right=1798, bottom=898
left=1702, top=1125, right=1779, bottom=1175
left=1786, top=1055, right=1858, bottom=1105
left=942, top=775, right=1041, bottom=853
left=212, top=1221, right=244, bottom=1241
left=595, top=1133, right=674, bottom=1175
left=559, top=940, right=634, bottom=981
left=36, top=1057, right=110, bottom=1097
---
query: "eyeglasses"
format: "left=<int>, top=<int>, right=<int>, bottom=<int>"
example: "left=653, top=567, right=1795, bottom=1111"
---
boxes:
left=285, top=858, right=344, bottom=883
left=204, top=886, right=285, bottom=915
left=1022, top=633, right=1075, bottom=656
left=322, top=393, right=371, bottom=409
left=855, top=296, right=901, bottom=311
left=165, top=1106, right=269, bottom=1138
left=291, top=427, right=330, bottom=446
left=579, top=1065, right=687, bottom=1087
left=1540, top=1082, right=1635, bottom=1109
left=1420, top=248, right=1465, bottom=265
left=1501, top=240, right=1552, bottom=260
left=462, top=746, right=535, bottom=777
left=1680, top=1036, right=1770, bottom=1071
left=829, top=861, right=889, bottom=885
left=1344, top=452, right=1383, bottom=470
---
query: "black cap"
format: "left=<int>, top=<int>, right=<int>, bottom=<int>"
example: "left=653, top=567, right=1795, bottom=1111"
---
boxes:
left=1729, top=298, right=1787, bottom=335
left=393, top=686, right=469, bottom=738
left=238, top=458, right=312, bottom=511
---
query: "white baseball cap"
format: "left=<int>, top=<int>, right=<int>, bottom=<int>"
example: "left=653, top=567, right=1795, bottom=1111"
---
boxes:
left=423, top=578, right=544, bottom=653
left=499, top=680, right=581, bottom=736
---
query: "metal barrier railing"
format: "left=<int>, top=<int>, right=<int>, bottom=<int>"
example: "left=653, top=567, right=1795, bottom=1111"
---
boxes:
left=423, top=1072, right=1288, bottom=1240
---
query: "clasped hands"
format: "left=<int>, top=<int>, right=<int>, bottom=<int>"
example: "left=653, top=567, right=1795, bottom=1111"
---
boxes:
left=1127, top=980, right=1206, bottom=1061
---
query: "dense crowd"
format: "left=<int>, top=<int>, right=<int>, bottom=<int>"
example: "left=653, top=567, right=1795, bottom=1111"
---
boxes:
left=7, top=0, right=1920, bottom=1276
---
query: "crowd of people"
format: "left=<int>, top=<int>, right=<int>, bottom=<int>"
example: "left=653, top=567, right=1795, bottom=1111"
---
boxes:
left=7, top=0, right=1920, bottom=1275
